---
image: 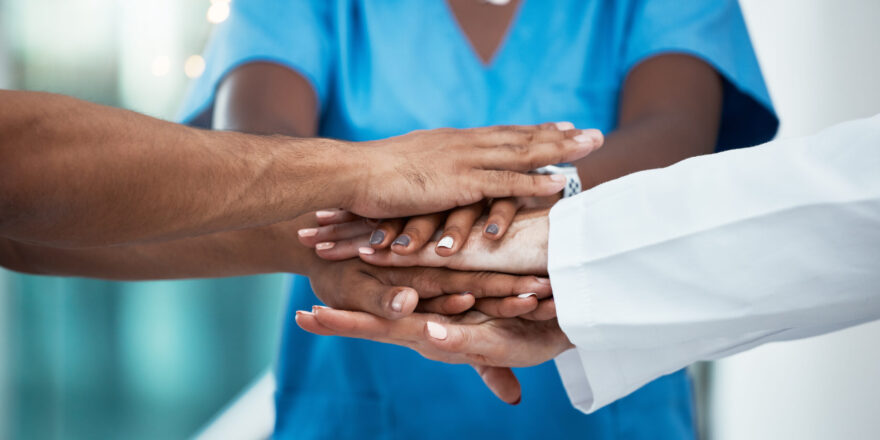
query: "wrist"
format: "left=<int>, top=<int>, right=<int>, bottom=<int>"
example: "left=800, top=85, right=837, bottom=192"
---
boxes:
left=281, top=137, right=365, bottom=213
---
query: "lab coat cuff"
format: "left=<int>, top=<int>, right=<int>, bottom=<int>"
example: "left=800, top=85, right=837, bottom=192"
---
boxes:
left=548, top=196, right=627, bottom=413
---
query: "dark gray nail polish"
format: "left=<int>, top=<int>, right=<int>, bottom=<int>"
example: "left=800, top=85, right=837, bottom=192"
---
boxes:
left=392, top=235, right=411, bottom=247
left=370, top=230, right=385, bottom=245
left=486, top=223, right=500, bottom=235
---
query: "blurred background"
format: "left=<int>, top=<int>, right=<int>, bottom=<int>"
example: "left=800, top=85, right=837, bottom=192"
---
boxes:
left=0, top=1, right=287, bottom=439
left=0, top=0, right=878, bottom=439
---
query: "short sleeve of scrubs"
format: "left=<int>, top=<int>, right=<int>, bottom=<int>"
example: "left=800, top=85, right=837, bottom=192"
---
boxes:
left=622, top=0, right=778, bottom=150
left=177, top=0, right=334, bottom=123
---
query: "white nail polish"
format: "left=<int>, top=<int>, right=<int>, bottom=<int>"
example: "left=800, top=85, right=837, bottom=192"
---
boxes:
left=437, top=236, right=454, bottom=249
left=517, top=293, right=538, bottom=299
left=358, top=246, right=375, bottom=255
left=555, top=121, right=575, bottom=131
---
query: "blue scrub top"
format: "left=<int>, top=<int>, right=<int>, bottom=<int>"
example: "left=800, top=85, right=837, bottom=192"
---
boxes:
left=180, top=1, right=778, bottom=439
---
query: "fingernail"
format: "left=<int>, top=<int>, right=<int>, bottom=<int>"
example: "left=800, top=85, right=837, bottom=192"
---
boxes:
left=536, top=277, right=551, bottom=284
left=573, top=133, right=594, bottom=145
left=315, top=242, right=335, bottom=250
left=297, top=228, right=318, bottom=238
left=437, top=236, right=454, bottom=249
left=315, top=210, right=335, bottom=219
left=391, top=290, right=409, bottom=313
left=296, top=310, right=313, bottom=317
left=392, top=235, right=411, bottom=247
left=485, top=223, right=499, bottom=235
left=555, top=121, right=575, bottom=131
left=549, top=174, right=566, bottom=183
left=458, top=291, right=472, bottom=296
left=358, top=246, right=375, bottom=255
left=369, top=230, right=385, bottom=245
left=426, top=322, right=448, bottom=340
left=517, top=293, right=538, bottom=299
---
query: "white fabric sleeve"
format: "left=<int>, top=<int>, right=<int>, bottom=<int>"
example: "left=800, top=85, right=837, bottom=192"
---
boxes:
left=548, top=114, right=880, bottom=414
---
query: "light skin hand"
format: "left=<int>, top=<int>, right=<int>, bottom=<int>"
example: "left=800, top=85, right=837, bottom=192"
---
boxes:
left=305, top=208, right=551, bottom=275
left=296, top=306, right=573, bottom=404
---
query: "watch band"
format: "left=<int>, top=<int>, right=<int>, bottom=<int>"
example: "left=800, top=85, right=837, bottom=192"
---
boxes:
left=533, top=165, right=582, bottom=198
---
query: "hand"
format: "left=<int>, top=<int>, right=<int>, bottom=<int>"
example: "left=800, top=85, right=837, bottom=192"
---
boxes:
left=306, top=258, right=554, bottom=320
left=296, top=192, right=560, bottom=259
left=341, top=123, right=602, bottom=219
left=304, top=209, right=551, bottom=275
left=296, top=306, right=572, bottom=404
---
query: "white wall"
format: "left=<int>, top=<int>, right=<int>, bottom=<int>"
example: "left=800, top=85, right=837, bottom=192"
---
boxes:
left=710, top=1, right=880, bottom=439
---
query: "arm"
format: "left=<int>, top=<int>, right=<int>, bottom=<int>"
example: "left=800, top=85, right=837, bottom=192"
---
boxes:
left=0, top=89, right=592, bottom=248
left=573, top=54, right=723, bottom=188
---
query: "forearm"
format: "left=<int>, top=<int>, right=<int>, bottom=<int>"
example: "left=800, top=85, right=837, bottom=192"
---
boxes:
left=0, top=214, right=322, bottom=280
left=573, top=112, right=718, bottom=189
left=0, top=90, right=356, bottom=248
left=573, top=54, right=722, bottom=189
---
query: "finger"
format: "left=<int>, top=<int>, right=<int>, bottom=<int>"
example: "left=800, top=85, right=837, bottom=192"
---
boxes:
left=416, top=292, right=475, bottom=315
left=314, top=209, right=360, bottom=226
left=326, top=274, right=420, bottom=320
left=297, top=219, right=373, bottom=247
left=312, top=307, right=434, bottom=341
left=520, top=298, right=558, bottom=321
left=483, top=198, right=518, bottom=239
left=392, top=212, right=446, bottom=255
left=423, top=320, right=505, bottom=360
left=435, top=202, right=484, bottom=257
left=473, top=365, right=522, bottom=405
left=380, top=269, right=553, bottom=300
left=314, top=236, right=371, bottom=261
left=469, top=123, right=577, bottom=147
left=369, top=218, right=405, bottom=249
left=473, top=294, right=539, bottom=318
left=294, top=310, right=337, bottom=336
left=477, top=129, right=604, bottom=172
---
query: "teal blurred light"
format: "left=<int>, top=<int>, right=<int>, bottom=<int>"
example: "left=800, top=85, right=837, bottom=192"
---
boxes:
left=0, top=1, right=288, bottom=438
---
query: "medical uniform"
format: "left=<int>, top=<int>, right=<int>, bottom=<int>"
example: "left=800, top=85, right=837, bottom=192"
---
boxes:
left=550, top=114, right=880, bottom=413
left=179, top=1, right=778, bottom=438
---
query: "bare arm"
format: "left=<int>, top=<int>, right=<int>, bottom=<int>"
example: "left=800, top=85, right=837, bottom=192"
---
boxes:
left=574, top=54, right=723, bottom=188
left=0, top=88, right=591, bottom=248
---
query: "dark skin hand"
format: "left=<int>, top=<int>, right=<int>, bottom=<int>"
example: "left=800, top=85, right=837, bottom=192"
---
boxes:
left=0, top=89, right=589, bottom=248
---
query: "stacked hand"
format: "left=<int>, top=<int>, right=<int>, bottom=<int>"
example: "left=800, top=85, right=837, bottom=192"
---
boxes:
left=293, top=122, right=601, bottom=405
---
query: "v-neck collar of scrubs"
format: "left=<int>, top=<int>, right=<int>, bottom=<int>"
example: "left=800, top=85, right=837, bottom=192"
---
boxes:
left=440, top=0, right=528, bottom=69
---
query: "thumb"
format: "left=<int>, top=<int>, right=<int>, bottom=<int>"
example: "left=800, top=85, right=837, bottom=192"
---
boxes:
left=472, top=365, right=522, bottom=405
left=338, top=279, right=419, bottom=320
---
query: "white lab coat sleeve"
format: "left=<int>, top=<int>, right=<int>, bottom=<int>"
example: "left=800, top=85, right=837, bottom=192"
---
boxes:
left=548, top=114, right=880, bottom=414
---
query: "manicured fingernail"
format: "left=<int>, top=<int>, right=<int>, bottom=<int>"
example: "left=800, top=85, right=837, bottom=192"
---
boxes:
left=315, top=210, right=335, bottom=219
left=549, top=174, right=566, bottom=183
left=555, top=121, right=575, bottom=130
left=485, top=223, right=499, bottom=235
left=536, top=277, right=551, bottom=284
left=517, top=293, right=538, bottom=299
left=358, top=246, right=375, bottom=255
left=573, top=133, right=595, bottom=145
left=437, top=236, right=454, bottom=249
left=458, top=291, right=472, bottom=296
left=315, top=242, right=335, bottom=250
left=392, top=235, right=411, bottom=247
left=297, top=228, right=318, bottom=238
left=369, top=230, right=385, bottom=245
left=391, top=290, right=409, bottom=313
left=426, top=322, right=448, bottom=340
